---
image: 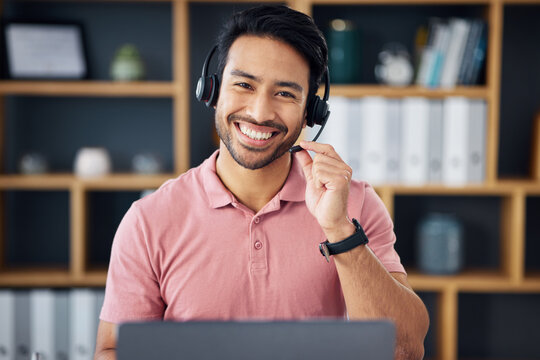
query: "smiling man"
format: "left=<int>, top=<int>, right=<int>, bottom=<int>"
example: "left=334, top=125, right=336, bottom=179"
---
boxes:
left=95, top=5, right=429, bottom=360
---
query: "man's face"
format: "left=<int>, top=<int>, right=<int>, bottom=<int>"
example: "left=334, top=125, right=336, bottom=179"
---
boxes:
left=215, top=35, right=310, bottom=170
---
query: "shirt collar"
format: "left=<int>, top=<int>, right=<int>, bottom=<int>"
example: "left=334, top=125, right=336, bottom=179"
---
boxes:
left=201, top=150, right=306, bottom=209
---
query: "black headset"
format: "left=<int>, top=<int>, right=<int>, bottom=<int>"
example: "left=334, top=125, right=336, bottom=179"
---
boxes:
left=196, top=45, right=331, bottom=152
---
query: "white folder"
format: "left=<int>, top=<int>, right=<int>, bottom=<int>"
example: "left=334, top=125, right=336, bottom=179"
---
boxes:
left=468, top=99, right=487, bottom=183
left=443, top=97, right=470, bottom=186
left=30, top=289, right=55, bottom=360
left=359, top=97, right=387, bottom=185
left=386, top=99, right=401, bottom=184
left=401, top=97, right=430, bottom=185
left=70, top=289, right=98, bottom=360
left=348, top=98, right=364, bottom=181
left=15, top=291, right=31, bottom=360
left=0, top=290, right=15, bottom=360
left=428, top=100, right=444, bottom=183
left=55, top=291, right=70, bottom=360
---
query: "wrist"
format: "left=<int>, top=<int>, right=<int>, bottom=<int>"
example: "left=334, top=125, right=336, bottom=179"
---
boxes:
left=322, top=217, right=356, bottom=243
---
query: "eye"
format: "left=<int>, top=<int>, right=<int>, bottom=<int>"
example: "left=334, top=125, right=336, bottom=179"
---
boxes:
left=235, top=82, right=252, bottom=90
left=277, top=91, right=296, bottom=99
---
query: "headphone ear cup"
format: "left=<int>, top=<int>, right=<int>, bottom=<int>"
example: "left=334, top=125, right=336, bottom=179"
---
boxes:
left=307, top=96, right=329, bottom=127
left=206, top=74, right=220, bottom=108
left=196, top=74, right=220, bottom=107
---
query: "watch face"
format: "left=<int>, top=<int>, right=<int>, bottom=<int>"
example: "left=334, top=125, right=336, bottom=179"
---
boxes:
left=319, top=242, right=331, bottom=262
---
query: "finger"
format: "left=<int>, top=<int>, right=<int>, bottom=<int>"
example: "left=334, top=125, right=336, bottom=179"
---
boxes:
left=299, top=141, right=344, bottom=162
left=294, top=149, right=314, bottom=182
left=312, top=153, right=353, bottom=178
left=312, top=159, right=352, bottom=182
left=311, top=166, right=351, bottom=190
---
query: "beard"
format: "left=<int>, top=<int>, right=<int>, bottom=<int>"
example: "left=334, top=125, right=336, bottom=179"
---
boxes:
left=215, top=111, right=303, bottom=170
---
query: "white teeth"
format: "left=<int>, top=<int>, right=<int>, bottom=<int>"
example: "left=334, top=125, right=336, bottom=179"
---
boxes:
left=239, top=124, right=273, bottom=140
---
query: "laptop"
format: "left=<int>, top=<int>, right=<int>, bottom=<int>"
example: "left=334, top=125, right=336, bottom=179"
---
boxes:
left=117, top=320, right=395, bottom=360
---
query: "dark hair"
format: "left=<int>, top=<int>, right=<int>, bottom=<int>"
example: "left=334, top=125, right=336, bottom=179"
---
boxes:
left=216, top=5, right=328, bottom=98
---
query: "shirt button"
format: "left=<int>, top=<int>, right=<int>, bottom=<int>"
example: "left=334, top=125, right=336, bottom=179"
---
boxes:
left=254, top=241, right=263, bottom=250
left=254, top=217, right=260, bottom=224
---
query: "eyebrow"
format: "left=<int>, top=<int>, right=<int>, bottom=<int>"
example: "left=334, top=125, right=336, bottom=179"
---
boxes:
left=230, top=69, right=304, bottom=94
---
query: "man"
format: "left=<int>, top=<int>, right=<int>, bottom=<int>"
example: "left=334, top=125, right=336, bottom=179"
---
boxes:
left=95, top=5, right=429, bottom=360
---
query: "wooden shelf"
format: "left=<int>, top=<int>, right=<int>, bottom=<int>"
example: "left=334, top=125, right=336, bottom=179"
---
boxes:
left=311, top=0, right=492, bottom=4
left=320, top=85, right=489, bottom=99
left=0, top=173, right=174, bottom=190
left=0, top=80, right=176, bottom=97
left=0, top=268, right=107, bottom=287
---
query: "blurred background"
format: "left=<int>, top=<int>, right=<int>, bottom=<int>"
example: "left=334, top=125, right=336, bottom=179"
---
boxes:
left=0, top=1, right=539, bottom=359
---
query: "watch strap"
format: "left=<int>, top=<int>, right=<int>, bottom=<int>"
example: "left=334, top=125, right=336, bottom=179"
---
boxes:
left=319, top=218, right=369, bottom=262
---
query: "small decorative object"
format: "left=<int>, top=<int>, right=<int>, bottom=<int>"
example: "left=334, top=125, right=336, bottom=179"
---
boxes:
left=416, top=213, right=464, bottom=275
left=74, top=147, right=111, bottom=177
left=132, top=153, right=162, bottom=174
left=327, top=19, right=361, bottom=84
left=110, top=44, right=145, bottom=81
left=19, top=152, right=48, bottom=174
left=374, top=43, right=414, bottom=87
left=531, top=111, right=540, bottom=181
left=4, top=22, right=87, bottom=79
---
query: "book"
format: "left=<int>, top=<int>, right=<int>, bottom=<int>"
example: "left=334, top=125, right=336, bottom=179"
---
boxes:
left=401, top=97, right=430, bottom=185
left=466, top=22, right=487, bottom=85
left=457, top=19, right=483, bottom=85
left=440, top=18, right=471, bottom=88
left=443, top=97, right=470, bottom=185
left=428, top=100, right=444, bottom=183
left=386, top=99, right=401, bottom=184
left=359, top=97, right=387, bottom=185
left=427, top=20, right=451, bottom=87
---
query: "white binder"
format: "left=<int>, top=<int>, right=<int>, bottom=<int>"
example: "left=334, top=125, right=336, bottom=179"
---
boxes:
left=321, top=96, right=351, bottom=163
left=401, top=97, right=430, bottom=185
left=428, top=100, right=444, bottom=183
left=30, top=289, right=55, bottom=360
left=70, top=289, right=98, bottom=360
left=468, top=99, right=487, bottom=183
left=0, top=290, right=15, bottom=360
left=348, top=98, right=364, bottom=181
left=359, top=97, right=387, bottom=185
left=386, top=99, right=401, bottom=184
left=55, top=291, right=70, bottom=360
left=443, top=97, right=470, bottom=185
left=15, top=291, right=31, bottom=360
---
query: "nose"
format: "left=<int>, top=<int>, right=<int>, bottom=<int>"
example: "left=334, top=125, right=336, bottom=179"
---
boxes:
left=245, top=92, right=277, bottom=123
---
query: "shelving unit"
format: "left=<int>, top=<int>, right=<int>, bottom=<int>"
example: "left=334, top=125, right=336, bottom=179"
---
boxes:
left=0, top=0, right=538, bottom=359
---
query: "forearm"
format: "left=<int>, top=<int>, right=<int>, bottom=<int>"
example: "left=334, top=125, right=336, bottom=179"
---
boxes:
left=333, top=245, right=429, bottom=360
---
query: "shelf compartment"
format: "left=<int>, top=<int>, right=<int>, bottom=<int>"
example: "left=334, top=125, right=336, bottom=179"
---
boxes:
left=525, top=196, right=540, bottom=274
left=2, top=190, right=70, bottom=269
left=0, top=81, right=176, bottom=98
left=5, top=96, right=174, bottom=174
left=394, top=195, right=503, bottom=275
left=458, top=293, right=540, bottom=359
left=86, top=191, right=145, bottom=269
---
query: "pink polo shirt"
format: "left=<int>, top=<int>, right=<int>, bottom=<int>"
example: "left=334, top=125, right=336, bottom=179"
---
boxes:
left=100, top=150, right=405, bottom=324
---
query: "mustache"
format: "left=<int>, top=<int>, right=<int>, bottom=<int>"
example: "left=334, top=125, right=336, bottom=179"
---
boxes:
left=228, top=114, right=288, bottom=134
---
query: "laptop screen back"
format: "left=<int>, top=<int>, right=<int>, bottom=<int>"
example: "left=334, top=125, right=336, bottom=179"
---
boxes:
left=117, top=320, right=395, bottom=360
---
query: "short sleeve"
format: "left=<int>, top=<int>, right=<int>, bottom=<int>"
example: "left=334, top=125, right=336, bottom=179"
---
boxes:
left=100, top=203, right=165, bottom=323
left=358, top=184, right=406, bottom=274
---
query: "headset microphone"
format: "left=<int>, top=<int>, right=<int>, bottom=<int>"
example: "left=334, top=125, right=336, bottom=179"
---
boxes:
left=196, top=45, right=331, bottom=152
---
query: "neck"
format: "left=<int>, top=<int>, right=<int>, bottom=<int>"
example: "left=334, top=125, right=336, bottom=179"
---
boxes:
left=215, top=143, right=292, bottom=213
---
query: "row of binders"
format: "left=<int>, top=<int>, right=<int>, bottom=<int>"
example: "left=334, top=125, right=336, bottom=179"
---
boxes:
left=0, top=288, right=104, bottom=360
left=308, top=96, right=487, bottom=186
left=416, top=17, right=487, bottom=88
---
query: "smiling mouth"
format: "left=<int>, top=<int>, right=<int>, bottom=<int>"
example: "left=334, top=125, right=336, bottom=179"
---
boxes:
left=237, top=123, right=279, bottom=141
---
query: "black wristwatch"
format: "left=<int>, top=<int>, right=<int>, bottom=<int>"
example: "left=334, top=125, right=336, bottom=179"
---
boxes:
left=319, top=218, right=369, bottom=262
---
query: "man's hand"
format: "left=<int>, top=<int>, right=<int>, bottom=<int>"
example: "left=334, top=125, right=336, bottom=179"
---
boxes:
left=295, top=141, right=356, bottom=242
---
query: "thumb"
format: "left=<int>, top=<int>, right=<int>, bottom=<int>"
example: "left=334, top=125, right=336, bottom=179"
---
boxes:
left=295, top=149, right=314, bottom=182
